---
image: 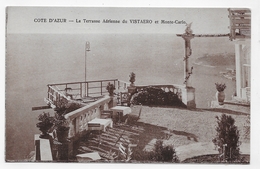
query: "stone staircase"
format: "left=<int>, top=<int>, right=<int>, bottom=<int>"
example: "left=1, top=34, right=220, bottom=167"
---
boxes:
left=77, top=125, right=144, bottom=161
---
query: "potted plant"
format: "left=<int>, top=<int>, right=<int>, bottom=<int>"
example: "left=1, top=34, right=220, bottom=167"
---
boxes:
left=36, top=112, right=54, bottom=139
left=53, top=113, right=70, bottom=142
left=129, top=72, right=136, bottom=86
left=106, top=82, right=116, bottom=96
left=215, top=83, right=226, bottom=105
left=53, top=100, right=81, bottom=142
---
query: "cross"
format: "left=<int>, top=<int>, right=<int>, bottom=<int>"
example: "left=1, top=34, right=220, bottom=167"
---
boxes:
left=176, top=23, right=229, bottom=87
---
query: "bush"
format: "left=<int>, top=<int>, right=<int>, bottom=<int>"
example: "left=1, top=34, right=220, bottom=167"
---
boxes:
left=132, top=139, right=179, bottom=163
left=213, top=114, right=240, bottom=162
left=131, top=86, right=186, bottom=108
left=152, top=140, right=179, bottom=162
left=54, top=99, right=81, bottom=116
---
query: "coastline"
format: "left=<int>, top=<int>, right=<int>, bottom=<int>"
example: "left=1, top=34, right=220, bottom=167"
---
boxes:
left=193, top=53, right=236, bottom=81
left=193, top=60, right=216, bottom=68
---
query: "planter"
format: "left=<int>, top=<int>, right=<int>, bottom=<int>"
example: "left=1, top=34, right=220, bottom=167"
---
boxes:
left=216, top=91, right=225, bottom=105
left=36, top=112, right=53, bottom=139
left=106, top=83, right=115, bottom=96
left=56, top=127, right=69, bottom=142
left=37, top=123, right=53, bottom=139
left=129, top=72, right=136, bottom=86
left=39, top=128, right=51, bottom=139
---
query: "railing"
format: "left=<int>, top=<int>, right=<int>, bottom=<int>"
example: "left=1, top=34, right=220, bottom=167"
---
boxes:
left=134, top=84, right=183, bottom=100
left=119, top=84, right=184, bottom=106
left=45, top=79, right=130, bottom=108
left=64, top=95, right=113, bottom=139
left=228, top=8, right=251, bottom=40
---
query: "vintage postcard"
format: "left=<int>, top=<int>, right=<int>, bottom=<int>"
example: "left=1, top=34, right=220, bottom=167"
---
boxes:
left=5, top=6, right=253, bottom=164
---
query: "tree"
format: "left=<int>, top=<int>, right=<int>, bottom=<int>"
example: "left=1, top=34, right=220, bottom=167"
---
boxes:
left=213, top=114, right=240, bottom=162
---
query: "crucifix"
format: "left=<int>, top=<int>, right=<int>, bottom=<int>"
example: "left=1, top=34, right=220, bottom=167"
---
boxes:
left=176, top=23, right=229, bottom=108
left=181, top=22, right=194, bottom=87
left=176, top=23, right=196, bottom=108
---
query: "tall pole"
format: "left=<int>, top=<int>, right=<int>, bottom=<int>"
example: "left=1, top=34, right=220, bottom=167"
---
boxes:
left=85, top=41, right=90, bottom=97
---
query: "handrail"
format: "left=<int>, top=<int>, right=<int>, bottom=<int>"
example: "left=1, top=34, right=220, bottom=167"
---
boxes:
left=65, top=95, right=111, bottom=120
left=64, top=95, right=112, bottom=139
left=134, top=84, right=184, bottom=88
left=48, top=85, right=69, bottom=99
left=46, top=79, right=129, bottom=106
left=48, top=79, right=119, bottom=86
left=117, top=79, right=130, bottom=85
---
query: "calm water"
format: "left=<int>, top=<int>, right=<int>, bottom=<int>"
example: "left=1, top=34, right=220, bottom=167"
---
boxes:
left=6, top=33, right=235, bottom=161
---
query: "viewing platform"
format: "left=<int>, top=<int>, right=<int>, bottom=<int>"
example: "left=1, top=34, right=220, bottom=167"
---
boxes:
left=44, top=79, right=130, bottom=109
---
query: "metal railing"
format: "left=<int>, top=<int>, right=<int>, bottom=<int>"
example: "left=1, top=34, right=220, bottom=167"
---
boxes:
left=45, top=79, right=130, bottom=108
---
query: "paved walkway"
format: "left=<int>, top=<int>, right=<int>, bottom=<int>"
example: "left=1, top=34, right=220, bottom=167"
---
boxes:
left=175, top=142, right=250, bottom=161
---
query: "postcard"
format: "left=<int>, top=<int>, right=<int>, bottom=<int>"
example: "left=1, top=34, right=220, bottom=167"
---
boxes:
left=5, top=6, right=252, bottom=164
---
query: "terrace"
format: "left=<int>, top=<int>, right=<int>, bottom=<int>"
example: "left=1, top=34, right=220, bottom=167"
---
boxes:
left=34, top=79, right=250, bottom=162
left=35, top=78, right=188, bottom=162
left=76, top=105, right=250, bottom=162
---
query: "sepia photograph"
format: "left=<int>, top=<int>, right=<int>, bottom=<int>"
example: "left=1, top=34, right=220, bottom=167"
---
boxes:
left=5, top=5, right=254, bottom=164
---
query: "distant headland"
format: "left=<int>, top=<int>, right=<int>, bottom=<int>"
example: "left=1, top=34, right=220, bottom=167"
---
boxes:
left=194, top=53, right=236, bottom=80
left=194, top=53, right=235, bottom=68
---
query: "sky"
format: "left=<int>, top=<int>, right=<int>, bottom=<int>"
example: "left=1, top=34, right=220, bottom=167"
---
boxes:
left=6, top=7, right=232, bottom=34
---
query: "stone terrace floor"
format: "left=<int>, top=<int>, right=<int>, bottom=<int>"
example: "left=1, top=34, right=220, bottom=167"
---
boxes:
left=77, top=104, right=250, bottom=162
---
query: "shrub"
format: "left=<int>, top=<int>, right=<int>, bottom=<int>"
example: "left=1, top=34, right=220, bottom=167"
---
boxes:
left=213, top=114, right=240, bottom=162
left=132, top=139, right=179, bottom=162
left=215, top=83, right=226, bottom=92
left=131, top=86, right=186, bottom=108
left=129, top=72, right=136, bottom=84
left=36, top=112, right=54, bottom=138
left=53, top=100, right=81, bottom=131
left=106, top=82, right=116, bottom=96
left=54, top=99, right=81, bottom=116
left=150, top=139, right=179, bottom=162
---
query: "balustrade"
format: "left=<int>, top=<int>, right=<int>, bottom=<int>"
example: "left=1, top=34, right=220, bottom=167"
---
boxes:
left=134, top=84, right=183, bottom=100
left=64, top=95, right=112, bottom=139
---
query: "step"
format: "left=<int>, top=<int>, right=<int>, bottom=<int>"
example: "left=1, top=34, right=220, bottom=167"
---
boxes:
left=109, top=127, right=140, bottom=136
left=209, top=100, right=250, bottom=115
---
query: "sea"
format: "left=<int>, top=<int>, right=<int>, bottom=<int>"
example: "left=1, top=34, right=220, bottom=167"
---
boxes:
left=5, top=33, right=235, bottom=161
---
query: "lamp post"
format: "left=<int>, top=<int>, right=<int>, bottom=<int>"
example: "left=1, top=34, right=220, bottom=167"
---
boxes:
left=85, top=41, right=90, bottom=97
